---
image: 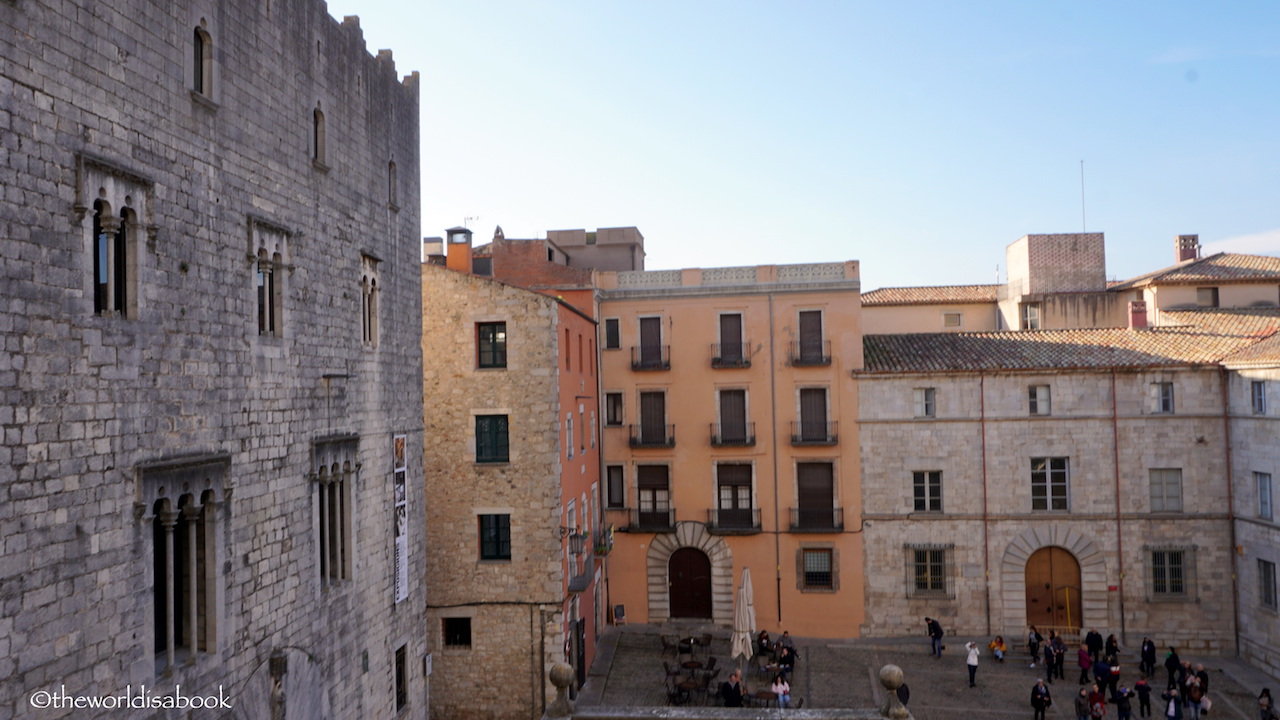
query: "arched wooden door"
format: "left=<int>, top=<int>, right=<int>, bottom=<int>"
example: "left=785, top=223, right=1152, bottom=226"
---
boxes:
left=669, top=547, right=713, bottom=619
left=1025, top=547, right=1082, bottom=632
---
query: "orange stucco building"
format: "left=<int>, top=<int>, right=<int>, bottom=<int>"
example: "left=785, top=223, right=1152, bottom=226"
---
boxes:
left=594, top=263, right=865, bottom=639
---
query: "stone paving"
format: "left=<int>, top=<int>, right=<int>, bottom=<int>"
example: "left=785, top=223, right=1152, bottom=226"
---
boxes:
left=582, top=625, right=1277, bottom=720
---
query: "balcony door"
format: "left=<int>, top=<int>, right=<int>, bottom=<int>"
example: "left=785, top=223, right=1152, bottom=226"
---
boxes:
left=797, top=462, right=835, bottom=529
left=798, top=310, right=823, bottom=362
left=799, top=388, right=828, bottom=441
left=719, top=389, right=747, bottom=443
left=639, top=316, right=662, bottom=366
left=639, top=391, right=666, bottom=444
left=719, top=313, right=744, bottom=363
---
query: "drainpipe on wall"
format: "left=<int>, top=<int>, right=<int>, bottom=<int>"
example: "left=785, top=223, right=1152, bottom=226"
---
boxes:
left=1110, top=370, right=1127, bottom=644
left=1220, top=367, right=1241, bottom=656
left=980, top=372, right=991, bottom=636
left=768, top=293, right=782, bottom=625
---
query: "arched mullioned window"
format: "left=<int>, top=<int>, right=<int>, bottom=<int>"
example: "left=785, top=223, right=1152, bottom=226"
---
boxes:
left=92, top=200, right=131, bottom=316
left=193, top=23, right=213, bottom=96
left=361, top=254, right=380, bottom=347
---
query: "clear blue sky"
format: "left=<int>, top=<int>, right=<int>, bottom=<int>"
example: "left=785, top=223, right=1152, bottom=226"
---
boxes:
left=327, top=1, right=1280, bottom=290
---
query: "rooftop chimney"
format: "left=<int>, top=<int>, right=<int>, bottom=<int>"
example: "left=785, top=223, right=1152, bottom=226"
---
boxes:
left=445, top=227, right=473, bottom=274
left=422, top=237, right=445, bottom=266
left=1176, top=234, right=1200, bottom=263
left=1128, top=300, right=1148, bottom=330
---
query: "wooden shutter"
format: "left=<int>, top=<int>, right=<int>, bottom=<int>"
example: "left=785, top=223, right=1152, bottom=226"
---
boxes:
left=719, top=313, right=743, bottom=361
left=719, top=389, right=747, bottom=440
left=797, top=462, right=833, bottom=511
left=640, top=391, right=665, bottom=439
left=799, top=388, right=827, bottom=439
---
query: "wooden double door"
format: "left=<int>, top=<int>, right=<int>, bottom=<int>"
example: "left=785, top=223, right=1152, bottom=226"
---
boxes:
left=1025, top=546, right=1082, bottom=632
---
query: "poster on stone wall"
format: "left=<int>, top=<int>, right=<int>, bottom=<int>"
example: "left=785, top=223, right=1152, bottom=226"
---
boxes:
left=393, top=434, right=408, bottom=604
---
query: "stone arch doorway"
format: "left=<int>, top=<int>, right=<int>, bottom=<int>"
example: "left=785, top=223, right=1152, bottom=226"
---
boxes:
left=999, top=525, right=1107, bottom=636
left=669, top=548, right=713, bottom=618
left=1025, top=547, right=1083, bottom=633
left=646, top=521, right=734, bottom=626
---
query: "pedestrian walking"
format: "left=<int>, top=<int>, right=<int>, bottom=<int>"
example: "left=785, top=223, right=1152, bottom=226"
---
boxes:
left=1186, top=675, right=1204, bottom=720
left=1140, top=637, right=1158, bottom=677
left=1029, top=625, right=1044, bottom=667
left=1032, top=679, right=1053, bottom=720
left=1045, top=642, right=1057, bottom=683
left=1079, top=644, right=1094, bottom=684
left=1164, top=648, right=1182, bottom=691
left=966, top=641, right=980, bottom=688
left=1106, top=634, right=1120, bottom=659
left=1075, top=687, right=1092, bottom=720
left=1259, top=688, right=1276, bottom=720
left=1117, top=687, right=1134, bottom=720
left=1086, top=629, right=1104, bottom=664
left=1054, top=633, right=1068, bottom=681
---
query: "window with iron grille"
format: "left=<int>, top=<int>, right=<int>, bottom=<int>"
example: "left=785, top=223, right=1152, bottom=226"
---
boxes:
left=475, top=415, right=509, bottom=463
left=479, top=514, right=510, bottom=561
left=905, top=544, right=954, bottom=598
left=1149, top=468, right=1183, bottom=513
left=802, top=549, right=833, bottom=589
left=913, top=471, right=942, bottom=512
left=477, top=322, right=507, bottom=368
left=1146, top=546, right=1195, bottom=601
left=1031, top=457, right=1069, bottom=511
left=443, top=617, right=472, bottom=648
left=1260, top=559, right=1278, bottom=611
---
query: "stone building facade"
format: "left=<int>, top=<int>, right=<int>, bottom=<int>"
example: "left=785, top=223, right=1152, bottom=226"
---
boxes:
left=421, top=261, right=603, bottom=720
left=595, top=262, right=865, bottom=639
left=1, top=2, right=426, bottom=718
left=856, top=310, right=1280, bottom=655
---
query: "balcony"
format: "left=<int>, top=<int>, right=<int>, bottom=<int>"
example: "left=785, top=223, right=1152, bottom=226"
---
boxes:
left=790, top=420, right=838, bottom=446
left=790, top=506, right=844, bottom=532
left=630, top=345, right=671, bottom=371
left=593, top=528, right=613, bottom=557
left=788, top=340, right=831, bottom=367
left=710, top=422, right=756, bottom=447
left=706, top=508, right=761, bottom=534
left=630, top=508, right=675, bottom=532
left=629, top=423, right=676, bottom=448
left=710, top=342, right=751, bottom=369
left=568, top=566, right=592, bottom=593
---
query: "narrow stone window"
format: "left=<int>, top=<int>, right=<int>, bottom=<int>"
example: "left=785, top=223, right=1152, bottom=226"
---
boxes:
left=193, top=22, right=213, bottom=96
left=395, top=645, right=408, bottom=711
left=313, top=103, right=327, bottom=167
left=388, top=160, right=398, bottom=209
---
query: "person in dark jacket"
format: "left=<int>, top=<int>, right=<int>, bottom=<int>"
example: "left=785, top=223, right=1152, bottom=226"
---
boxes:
left=1086, top=629, right=1104, bottom=663
left=925, top=617, right=944, bottom=658
left=1140, top=638, right=1158, bottom=677
left=1106, top=635, right=1120, bottom=660
left=1164, top=648, right=1182, bottom=691
left=721, top=671, right=744, bottom=707
left=1075, top=687, right=1093, bottom=720
left=1161, top=688, right=1184, bottom=720
left=1032, top=679, right=1053, bottom=720
left=1117, top=687, right=1134, bottom=720
left=1136, top=675, right=1153, bottom=718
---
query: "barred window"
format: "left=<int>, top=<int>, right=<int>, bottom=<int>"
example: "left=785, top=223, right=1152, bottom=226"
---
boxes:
left=1260, top=559, right=1278, bottom=611
left=1145, top=546, right=1196, bottom=601
left=803, top=549, right=833, bottom=589
left=905, top=544, right=954, bottom=598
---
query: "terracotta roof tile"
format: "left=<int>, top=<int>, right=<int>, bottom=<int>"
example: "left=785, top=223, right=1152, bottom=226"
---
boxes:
left=861, top=284, right=1000, bottom=306
left=862, top=308, right=1280, bottom=373
left=1111, top=253, right=1280, bottom=290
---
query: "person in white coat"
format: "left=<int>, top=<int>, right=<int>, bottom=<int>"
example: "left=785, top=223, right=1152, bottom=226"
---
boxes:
left=966, top=641, right=980, bottom=688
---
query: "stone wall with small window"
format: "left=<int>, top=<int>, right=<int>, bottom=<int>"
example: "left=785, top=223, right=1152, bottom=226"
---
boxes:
left=0, top=1, right=425, bottom=718
left=420, top=264, right=567, bottom=719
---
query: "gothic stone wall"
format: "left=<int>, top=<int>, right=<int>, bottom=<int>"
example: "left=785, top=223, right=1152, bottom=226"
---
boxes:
left=0, top=1, right=425, bottom=718
left=421, top=265, right=566, bottom=720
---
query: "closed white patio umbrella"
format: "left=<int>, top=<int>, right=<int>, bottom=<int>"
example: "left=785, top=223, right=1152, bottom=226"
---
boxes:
left=730, top=566, right=755, bottom=665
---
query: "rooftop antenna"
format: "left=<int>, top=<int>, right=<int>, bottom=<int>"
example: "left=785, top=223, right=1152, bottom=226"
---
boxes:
left=463, top=216, right=479, bottom=229
left=1079, top=160, right=1087, bottom=233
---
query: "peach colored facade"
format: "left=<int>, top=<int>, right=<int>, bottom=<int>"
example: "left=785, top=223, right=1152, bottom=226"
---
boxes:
left=595, top=263, right=865, bottom=639
left=862, top=301, right=1000, bottom=334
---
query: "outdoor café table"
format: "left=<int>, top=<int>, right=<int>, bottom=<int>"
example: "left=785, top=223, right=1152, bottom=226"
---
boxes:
left=753, top=690, right=778, bottom=708
left=677, top=679, right=698, bottom=703
left=682, top=660, right=703, bottom=672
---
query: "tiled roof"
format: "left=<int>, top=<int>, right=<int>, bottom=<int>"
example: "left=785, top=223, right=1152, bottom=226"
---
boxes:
left=1110, top=253, right=1280, bottom=290
left=861, top=284, right=1000, bottom=306
left=862, top=308, right=1280, bottom=373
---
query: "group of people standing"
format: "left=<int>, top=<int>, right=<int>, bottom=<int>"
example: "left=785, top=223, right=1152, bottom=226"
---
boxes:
left=925, top=619, right=1271, bottom=720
